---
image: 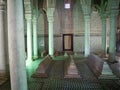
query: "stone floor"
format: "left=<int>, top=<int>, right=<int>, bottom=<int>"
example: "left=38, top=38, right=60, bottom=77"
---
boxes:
left=0, top=55, right=120, bottom=90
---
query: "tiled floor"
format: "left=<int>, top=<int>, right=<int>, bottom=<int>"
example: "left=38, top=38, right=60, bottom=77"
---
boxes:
left=0, top=56, right=120, bottom=90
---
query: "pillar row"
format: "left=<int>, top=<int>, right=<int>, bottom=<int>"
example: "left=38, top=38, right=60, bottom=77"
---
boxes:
left=7, top=0, right=28, bottom=90
left=84, top=15, right=91, bottom=57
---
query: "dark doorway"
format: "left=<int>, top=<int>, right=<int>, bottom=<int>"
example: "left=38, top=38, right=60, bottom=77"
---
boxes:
left=63, top=34, right=73, bottom=51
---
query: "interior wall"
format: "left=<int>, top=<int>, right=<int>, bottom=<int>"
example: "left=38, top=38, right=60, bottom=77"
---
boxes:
left=36, top=0, right=110, bottom=53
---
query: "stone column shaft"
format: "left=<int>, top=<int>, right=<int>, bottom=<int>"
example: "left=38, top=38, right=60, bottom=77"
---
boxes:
left=48, top=16, right=54, bottom=55
left=47, top=8, right=55, bottom=56
left=84, top=15, right=90, bottom=57
left=33, top=18, right=38, bottom=59
left=101, top=17, right=107, bottom=54
left=0, top=1, right=8, bottom=76
left=109, top=13, right=117, bottom=61
left=26, top=17, right=32, bottom=61
left=7, top=0, right=27, bottom=90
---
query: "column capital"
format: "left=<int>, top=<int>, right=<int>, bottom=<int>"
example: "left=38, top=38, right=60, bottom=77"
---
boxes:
left=0, top=1, right=6, bottom=5
left=47, top=8, right=55, bottom=17
left=109, top=0, right=119, bottom=17
left=110, top=9, right=119, bottom=17
left=25, top=14, right=32, bottom=20
left=84, top=15, right=90, bottom=20
left=0, top=1, right=6, bottom=11
left=32, top=14, right=38, bottom=23
left=24, top=1, right=32, bottom=18
left=111, top=0, right=119, bottom=9
left=47, top=16, right=54, bottom=22
left=47, top=8, right=55, bottom=22
left=32, top=19, right=37, bottom=23
left=24, top=1, right=31, bottom=11
left=100, top=14, right=107, bottom=20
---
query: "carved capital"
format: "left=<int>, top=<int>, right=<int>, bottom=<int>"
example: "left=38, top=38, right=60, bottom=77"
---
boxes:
left=25, top=14, right=32, bottom=20
left=33, top=9, right=38, bottom=18
left=32, top=17, right=37, bottom=23
left=47, top=8, right=55, bottom=17
left=111, top=0, right=119, bottom=10
left=47, top=8, right=55, bottom=22
left=0, top=1, right=6, bottom=11
left=84, top=15, right=90, bottom=20
left=100, top=14, right=107, bottom=19
left=47, top=16, right=54, bottom=22
left=24, top=2, right=32, bottom=14
left=110, top=9, right=119, bottom=17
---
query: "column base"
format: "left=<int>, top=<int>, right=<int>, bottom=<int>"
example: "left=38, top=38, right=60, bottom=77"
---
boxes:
left=99, top=61, right=118, bottom=79
left=49, top=54, right=54, bottom=58
left=27, top=58, right=33, bottom=62
left=84, top=54, right=89, bottom=57
left=40, top=50, right=48, bottom=57
left=33, top=56, right=38, bottom=60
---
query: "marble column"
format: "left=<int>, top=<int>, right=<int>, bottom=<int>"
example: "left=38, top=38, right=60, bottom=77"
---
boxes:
left=109, top=11, right=118, bottom=61
left=0, top=0, right=8, bottom=76
left=33, top=17, right=38, bottom=59
left=84, top=15, right=90, bottom=57
left=48, top=16, right=54, bottom=56
left=101, top=16, right=107, bottom=54
left=26, top=15, right=32, bottom=61
left=47, top=8, right=54, bottom=56
left=7, top=0, right=27, bottom=90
